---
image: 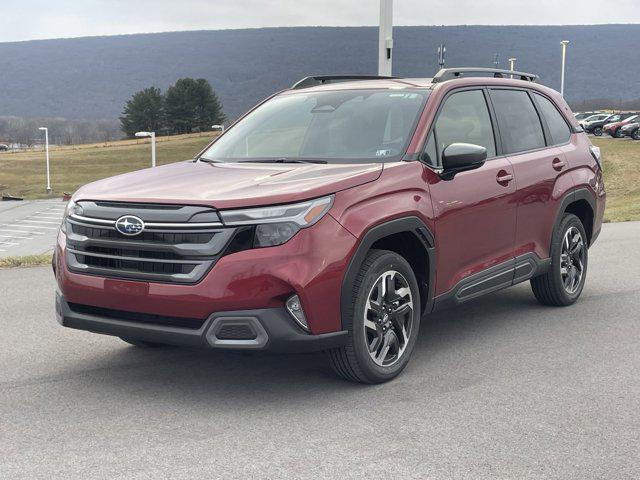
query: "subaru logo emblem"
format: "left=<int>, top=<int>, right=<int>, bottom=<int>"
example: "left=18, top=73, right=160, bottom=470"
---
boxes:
left=115, top=215, right=145, bottom=236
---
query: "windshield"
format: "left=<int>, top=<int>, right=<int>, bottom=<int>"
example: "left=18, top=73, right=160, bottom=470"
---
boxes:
left=199, top=89, right=429, bottom=164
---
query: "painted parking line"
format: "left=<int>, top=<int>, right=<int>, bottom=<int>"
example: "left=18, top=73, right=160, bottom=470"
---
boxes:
left=0, top=242, right=19, bottom=246
left=10, top=224, right=59, bottom=230
left=0, top=229, right=45, bottom=235
left=20, top=220, right=61, bottom=224
left=0, top=235, right=33, bottom=240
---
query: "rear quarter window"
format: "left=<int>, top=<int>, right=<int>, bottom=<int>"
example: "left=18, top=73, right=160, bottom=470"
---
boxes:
left=533, top=93, right=572, bottom=145
left=490, top=89, right=545, bottom=154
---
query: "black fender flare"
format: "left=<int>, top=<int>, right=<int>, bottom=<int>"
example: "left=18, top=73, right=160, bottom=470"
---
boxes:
left=340, top=216, right=436, bottom=330
left=552, top=187, right=597, bottom=247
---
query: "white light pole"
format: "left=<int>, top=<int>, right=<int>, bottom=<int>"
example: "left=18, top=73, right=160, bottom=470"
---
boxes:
left=38, top=127, right=51, bottom=194
left=135, top=131, right=156, bottom=167
left=378, top=0, right=393, bottom=76
left=508, top=57, right=517, bottom=79
left=560, top=40, right=570, bottom=97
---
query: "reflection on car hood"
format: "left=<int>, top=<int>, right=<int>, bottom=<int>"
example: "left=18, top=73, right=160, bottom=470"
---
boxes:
left=73, top=160, right=383, bottom=209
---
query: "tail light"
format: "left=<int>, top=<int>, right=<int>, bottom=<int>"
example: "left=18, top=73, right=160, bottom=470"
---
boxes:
left=589, top=145, right=602, bottom=171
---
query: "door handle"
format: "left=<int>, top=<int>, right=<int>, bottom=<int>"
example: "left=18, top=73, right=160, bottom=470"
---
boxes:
left=552, top=158, right=566, bottom=171
left=496, top=171, right=514, bottom=185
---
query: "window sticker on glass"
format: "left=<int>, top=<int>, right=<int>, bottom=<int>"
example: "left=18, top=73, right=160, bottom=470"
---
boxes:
left=376, top=149, right=392, bottom=157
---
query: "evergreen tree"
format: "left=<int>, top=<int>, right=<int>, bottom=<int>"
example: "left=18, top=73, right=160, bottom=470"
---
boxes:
left=119, top=87, right=165, bottom=137
left=164, top=78, right=226, bottom=134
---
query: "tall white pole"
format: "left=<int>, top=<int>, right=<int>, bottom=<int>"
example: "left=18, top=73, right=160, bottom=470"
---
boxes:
left=45, top=129, right=51, bottom=193
left=378, top=0, right=393, bottom=76
left=39, top=127, right=51, bottom=193
left=560, top=40, right=570, bottom=97
left=151, top=132, right=156, bottom=168
left=509, top=58, right=517, bottom=79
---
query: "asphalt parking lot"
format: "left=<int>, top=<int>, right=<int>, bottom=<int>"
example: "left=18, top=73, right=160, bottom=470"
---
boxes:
left=1, top=222, right=638, bottom=479
left=0, top=200, right=65, bottom=257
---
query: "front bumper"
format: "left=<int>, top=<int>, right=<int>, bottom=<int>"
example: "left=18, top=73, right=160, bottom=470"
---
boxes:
left=56, top=291, right=347, bottom=353
left=55, top=213, right=358, bottom=335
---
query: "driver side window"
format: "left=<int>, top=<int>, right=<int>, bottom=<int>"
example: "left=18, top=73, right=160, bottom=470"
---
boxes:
left=428, top=89, right=496, bottom=165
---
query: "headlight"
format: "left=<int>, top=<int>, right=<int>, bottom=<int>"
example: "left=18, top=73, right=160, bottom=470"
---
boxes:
left=220, top=196, right=333, bottom=247
left=60, top=200, right=83, bottom=233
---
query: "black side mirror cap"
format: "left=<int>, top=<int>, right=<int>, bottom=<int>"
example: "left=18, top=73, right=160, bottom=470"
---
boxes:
left=440, top=143, right=487, bottom=180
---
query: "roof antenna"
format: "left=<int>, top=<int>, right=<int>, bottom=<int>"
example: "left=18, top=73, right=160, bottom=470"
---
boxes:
left=437, top=44, right=446, bottom=70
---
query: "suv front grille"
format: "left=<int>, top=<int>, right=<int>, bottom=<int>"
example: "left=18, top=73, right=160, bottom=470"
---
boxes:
left=65, top=201, right=235, bottom=284
left=71, top=223, right=215, bottom=244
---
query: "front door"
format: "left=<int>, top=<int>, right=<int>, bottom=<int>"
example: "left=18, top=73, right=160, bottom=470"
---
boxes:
left=422, top=88, right=517, bottom=297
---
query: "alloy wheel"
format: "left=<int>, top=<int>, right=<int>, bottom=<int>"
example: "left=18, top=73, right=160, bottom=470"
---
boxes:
left=363, top=270, right=414, bottom=367
left=560, top=227, right=585, bottom=294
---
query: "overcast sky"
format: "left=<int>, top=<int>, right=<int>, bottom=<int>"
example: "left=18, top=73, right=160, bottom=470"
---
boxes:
left=2, top=0, right=640, bottom=43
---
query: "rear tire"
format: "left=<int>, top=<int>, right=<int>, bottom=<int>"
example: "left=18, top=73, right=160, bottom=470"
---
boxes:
left=327, top=249, right=421, bottom=384
left=632, top=129, right=640, bottom=140
left=593, top=126, right=603, bottom=136
left=120, top=337, right=167, bottom=348
left=531, top=214, right=588, bottom=306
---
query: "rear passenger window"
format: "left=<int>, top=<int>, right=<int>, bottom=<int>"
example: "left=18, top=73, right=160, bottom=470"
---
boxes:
left=433, top=90, right=496, bottom=163
left=490, top=89, right=545, bottom=154
left=533, top=93, right=572, bottom=145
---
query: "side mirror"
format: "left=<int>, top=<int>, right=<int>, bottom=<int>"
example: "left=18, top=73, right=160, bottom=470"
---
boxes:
left=440, top=143, right=487, bottom=180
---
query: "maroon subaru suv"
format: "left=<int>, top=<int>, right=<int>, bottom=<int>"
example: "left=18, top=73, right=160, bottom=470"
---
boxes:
left=54, top=68, right=606, bottom=383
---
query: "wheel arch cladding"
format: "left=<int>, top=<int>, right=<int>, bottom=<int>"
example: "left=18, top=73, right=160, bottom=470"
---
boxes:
left=555, top=188, right=596, bottom=246
left=340, top=217, right=436, bottom=330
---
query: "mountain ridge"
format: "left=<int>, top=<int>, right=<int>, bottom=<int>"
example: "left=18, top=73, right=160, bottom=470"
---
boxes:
left=1, top=25, right=638, bottom=121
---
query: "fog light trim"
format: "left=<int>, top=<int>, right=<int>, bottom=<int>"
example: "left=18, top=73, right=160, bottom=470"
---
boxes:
left=286, top=294, right=309, bottom=332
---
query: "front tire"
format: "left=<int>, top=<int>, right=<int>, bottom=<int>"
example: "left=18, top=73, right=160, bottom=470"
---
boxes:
left=632, top=129, right=640, bottom=140
left=614, top=128, right=624, bottom=138
left=328, top=249, right=421, bottom=384
left=593, top=126, right=603, bottom=136
left=531, top=214, right=588, bottom=306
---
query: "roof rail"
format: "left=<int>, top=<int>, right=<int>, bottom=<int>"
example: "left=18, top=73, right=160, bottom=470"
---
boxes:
left=432, top=68, right=539, bottom=83
left=291, top=75, right=397, bottom=90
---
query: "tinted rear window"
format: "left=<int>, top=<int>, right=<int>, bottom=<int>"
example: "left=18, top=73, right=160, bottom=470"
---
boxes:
left=534, top=93, right=571, bottom=145
left=490, top=89, right=545, bottom=154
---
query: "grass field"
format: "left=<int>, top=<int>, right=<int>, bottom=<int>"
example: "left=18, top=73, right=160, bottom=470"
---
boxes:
left=0, top=254, right=52, bottom=269
left=0, top=133, right=215, bottom=199
left=0, top=134, right=638, bottom=221
left=594, top=137, right=640, bottom=222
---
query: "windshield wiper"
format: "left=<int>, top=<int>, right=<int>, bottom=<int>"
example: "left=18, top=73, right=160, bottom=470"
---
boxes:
left=239, top=158, right=327, bottom=164
left=197, top=157, right=223, bottom=163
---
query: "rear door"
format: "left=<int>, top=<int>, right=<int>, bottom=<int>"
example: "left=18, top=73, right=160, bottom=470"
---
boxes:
left=423, top=88, right=518, bottom=297
left=489, top=88, right=573, bottom=262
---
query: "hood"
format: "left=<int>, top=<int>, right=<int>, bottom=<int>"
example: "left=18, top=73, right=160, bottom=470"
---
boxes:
left=74, top=160, right=383, bottom=209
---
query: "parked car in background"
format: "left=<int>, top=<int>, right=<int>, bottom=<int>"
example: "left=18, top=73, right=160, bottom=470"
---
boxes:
left=619, top=121, right=640, bottom=140
left=582, top=113, right=638, bottom=136
left=582, top=114, right=617, bottom=136
left=0, top=143, right=9, bottom=151
left=575, top=111, right=602, bottom=121
left=603, top=114, right=639, bottom=138
left=581, top=113, right=611, bottom=126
